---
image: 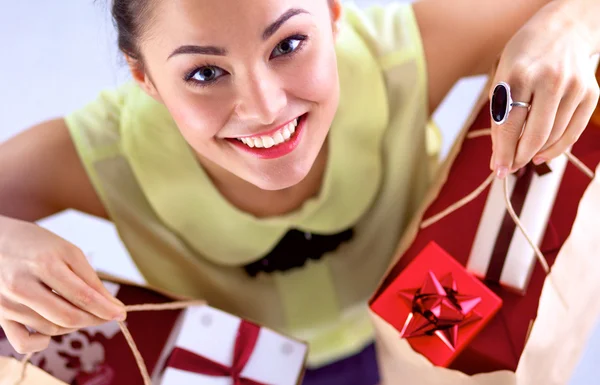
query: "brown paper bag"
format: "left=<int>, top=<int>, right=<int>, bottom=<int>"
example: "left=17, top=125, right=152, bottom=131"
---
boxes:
left=0, top=357, right=67, bottom=385
left=370, top=70, right=600, bottom=385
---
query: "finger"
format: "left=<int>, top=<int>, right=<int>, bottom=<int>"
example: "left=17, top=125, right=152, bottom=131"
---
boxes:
left=491, top=81, right=532, bottom=178
left=64, top=250, right=126, bottom=309
left=537, top=81, right=585, bottom=155
left=536, top=88, right=600, bottom=162
left=512, top=87, right=561, bottom=171
left=41, top=262, right=124, bottom=322
left=0, top=298, right=76, bottom=336
left=0, top=318, right=50, bottom=354
left=7, top=282, right=114, bottom=329
left=490, top=123, right=497, bottom=171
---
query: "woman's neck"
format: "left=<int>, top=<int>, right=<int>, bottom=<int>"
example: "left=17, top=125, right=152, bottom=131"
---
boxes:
left=196, top=144, right=329, bottom=218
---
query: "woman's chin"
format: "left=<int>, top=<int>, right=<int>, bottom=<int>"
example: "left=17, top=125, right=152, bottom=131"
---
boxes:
left=251, top=169, right=312, bottom=191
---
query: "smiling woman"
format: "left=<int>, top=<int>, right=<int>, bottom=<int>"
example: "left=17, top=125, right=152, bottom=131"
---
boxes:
left=125, top=1, right=341, bottom=202
left=0, top=0, right=599, bottom=384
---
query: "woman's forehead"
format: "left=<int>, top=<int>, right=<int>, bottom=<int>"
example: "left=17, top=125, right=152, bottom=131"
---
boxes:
left=146, top=0, right=327, bottom=56
left=152, top=0, right=325, bottom=35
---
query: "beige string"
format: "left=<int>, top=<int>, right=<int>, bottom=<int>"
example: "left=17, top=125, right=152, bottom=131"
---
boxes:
left=419, top=129, right=594, bottom=309
left=466, top=128, right=493, bottom=139
left=16, top=300, right=205, bottom=385
left=501, top=178, right=550, bottom=275
left=565, top=150, right=595, bottom=178
left=420, top=172, right=496, bottom=229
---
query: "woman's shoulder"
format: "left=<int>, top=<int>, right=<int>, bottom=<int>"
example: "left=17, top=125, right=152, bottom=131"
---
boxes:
left=65, top=81, right=170, bottom=149
left=340, top=2, right=424, bottom=68
left=335, top=3, right=430, bottom=132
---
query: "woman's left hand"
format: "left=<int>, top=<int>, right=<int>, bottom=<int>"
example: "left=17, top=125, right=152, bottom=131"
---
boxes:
left=490, top=0, right=600, bottom=179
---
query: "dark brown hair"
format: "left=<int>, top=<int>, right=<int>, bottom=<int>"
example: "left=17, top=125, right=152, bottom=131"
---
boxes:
left=111, top=0, right=153, bottom=62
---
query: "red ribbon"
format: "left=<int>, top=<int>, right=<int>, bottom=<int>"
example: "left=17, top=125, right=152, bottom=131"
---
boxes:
left=399, top=271, right=482, bottom=351
left=485, top=162, right=551, bottom=283
left=167, top=320, right=268, bottom=385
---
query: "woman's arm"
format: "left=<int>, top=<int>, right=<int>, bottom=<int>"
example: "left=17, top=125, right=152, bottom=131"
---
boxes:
left=413, top=0, right=554, bottom=115
left=0, top=119, right=108, bottom=221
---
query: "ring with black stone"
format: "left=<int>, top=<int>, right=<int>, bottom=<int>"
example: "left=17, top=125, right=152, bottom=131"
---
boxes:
left=490, top=82, right=531, bottom=125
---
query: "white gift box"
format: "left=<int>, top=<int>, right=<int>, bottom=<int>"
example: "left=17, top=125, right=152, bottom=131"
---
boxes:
left=466, top=156, right=568, bottom=293
left=152, top=306, right=308, bottom=385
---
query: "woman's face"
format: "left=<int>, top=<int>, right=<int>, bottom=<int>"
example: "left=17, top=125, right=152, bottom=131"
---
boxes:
left=137, top=0, right=341, bottom=190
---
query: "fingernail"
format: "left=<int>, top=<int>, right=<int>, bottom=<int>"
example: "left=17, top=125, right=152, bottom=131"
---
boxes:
left=533, top=156, right=546, bottom=165
left=108, top=295, right=126, bottom=308
left=496, top=166, right=509, bottom=179
left=114, top=312, right=127, bottom=322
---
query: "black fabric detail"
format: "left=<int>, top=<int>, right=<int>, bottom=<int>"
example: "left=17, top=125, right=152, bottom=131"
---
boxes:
left=243, top=228, right=354, bottom=277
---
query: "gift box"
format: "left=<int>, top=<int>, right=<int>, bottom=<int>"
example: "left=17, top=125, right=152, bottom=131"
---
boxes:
left=371, top=241, right=502, bottom=367
left=370, top=68, right=600, bottom=383
left=466, top=155, right=567, bottom=294
left=154, top=306, right=307, bottom=385
left=0, top=275, right=308, bottom=385
left=0, top=278, right=180, bottom=385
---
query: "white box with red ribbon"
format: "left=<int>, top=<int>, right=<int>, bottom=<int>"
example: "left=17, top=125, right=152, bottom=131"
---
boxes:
left=152, top=306, right=308, bottom=385
left=466, top=155, right=568, bottom=293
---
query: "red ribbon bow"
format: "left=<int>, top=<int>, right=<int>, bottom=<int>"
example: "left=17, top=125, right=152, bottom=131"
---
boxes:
left=167, top=320, right=268, bottom=385
left=399, top=271, right=482, bottom=351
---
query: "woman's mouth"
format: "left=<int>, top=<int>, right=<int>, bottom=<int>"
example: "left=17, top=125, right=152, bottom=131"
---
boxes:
left=227, top=114, right=307, bottom=160
left=236, top=118, right=298, bottom=149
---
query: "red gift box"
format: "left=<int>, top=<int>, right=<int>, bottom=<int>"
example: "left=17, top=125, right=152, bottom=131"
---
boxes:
left=371, top=241, right=502, bottom=367
left=371, top=96, right=600, bottom=374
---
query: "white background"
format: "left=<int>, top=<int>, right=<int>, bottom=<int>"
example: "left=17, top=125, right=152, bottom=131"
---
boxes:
left=0, top=1, right=597, bottom=383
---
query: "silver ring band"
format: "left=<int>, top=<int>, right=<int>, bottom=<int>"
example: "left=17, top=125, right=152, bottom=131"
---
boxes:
left=510, top=101, right=531, bottom=109
left=491, top=81, right=532, bottom=125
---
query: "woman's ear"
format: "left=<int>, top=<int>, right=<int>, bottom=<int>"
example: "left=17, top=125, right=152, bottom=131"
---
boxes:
left=329, top=0, right=343, bottom=38
left=125, top=55, right=163, bottom=103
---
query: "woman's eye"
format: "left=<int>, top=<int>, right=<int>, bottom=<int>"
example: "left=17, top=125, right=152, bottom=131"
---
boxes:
left=189, top=66, right=225, bottom=83
left=271, top=36, right=305, bottom=58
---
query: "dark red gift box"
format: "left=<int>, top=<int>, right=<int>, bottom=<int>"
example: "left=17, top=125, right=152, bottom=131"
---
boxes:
left=0, top=277, right=181, bottom=385
left=371, top=76, right=600, bottom=374
left=371, top=241, right=502, bottom=367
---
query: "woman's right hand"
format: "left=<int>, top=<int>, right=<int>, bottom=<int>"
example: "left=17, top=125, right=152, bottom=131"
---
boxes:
left=0, top=216, right=126, bottom=354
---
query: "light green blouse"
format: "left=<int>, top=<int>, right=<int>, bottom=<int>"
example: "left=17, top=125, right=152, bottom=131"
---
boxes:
left=65, top=3, right=441, bottom=367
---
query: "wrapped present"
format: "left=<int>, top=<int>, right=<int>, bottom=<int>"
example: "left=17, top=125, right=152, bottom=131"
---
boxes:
left=0, top=278, right=180, bottom=385
left=369, top=69, right=600, bottom=384
left=371, top=241, right=502, bottom=367
left=466, top=156, right=567, bottom=294
left=154, top=306, right=307, bottom=385
left=0, top=274, right=308, bottom=385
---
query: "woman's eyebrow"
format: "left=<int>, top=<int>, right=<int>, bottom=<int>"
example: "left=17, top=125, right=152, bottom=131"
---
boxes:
left=167, top=7, right=310, bottom=60
left=263, top=8, right=309, bottom=40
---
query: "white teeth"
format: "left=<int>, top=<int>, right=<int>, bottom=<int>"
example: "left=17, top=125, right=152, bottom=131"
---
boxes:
left=237, top=116, right=302, bottom=149
left=262, top=136, right=275, bottom=148
left=274, top=132, right=285, bottom=145
left=282, top=127, right=291, bottom=140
